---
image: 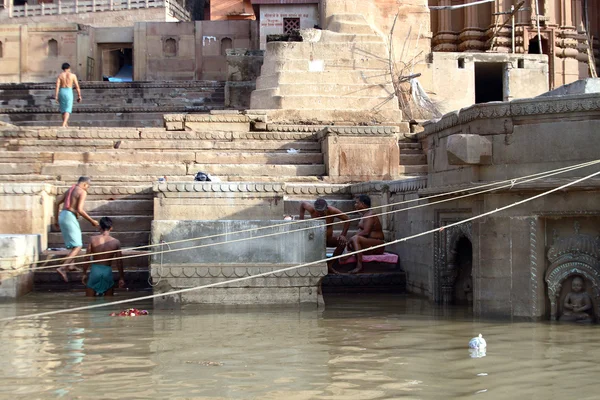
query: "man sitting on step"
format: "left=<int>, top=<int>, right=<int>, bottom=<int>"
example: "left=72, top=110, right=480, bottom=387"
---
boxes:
left=298, top=198, right=351, bottom=272
left=53, top=176, right=99, bottom=282
left=82, top=217, right=125, bottom=297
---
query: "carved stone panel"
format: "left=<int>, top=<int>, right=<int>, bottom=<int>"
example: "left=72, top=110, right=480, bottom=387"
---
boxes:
left=545, top=221, right=600, bottom=322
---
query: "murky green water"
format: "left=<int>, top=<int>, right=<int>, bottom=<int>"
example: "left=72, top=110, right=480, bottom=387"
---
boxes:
left=1, top=293, right=600, bottom=399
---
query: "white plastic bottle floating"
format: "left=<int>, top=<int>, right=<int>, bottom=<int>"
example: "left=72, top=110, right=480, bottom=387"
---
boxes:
left=469, top=334, right=487, bottom=349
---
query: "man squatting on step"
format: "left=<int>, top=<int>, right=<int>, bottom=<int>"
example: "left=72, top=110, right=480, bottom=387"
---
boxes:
left=82, top=217, right=125, bottom=297
left=299, top=198, right=351, bottom=273
left=53, top=176, right=99, bottom=282
left=341, top=194, right=386, bottom=274
left=55, top=62, right=82, bottom=128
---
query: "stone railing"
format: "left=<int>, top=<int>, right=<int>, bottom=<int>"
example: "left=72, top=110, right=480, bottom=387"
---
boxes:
left=7, top=0, right=190, bottom=20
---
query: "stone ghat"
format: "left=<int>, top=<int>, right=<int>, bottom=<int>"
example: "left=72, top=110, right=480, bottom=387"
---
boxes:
left=0, top=81, right=226, bottom=127
left=150, top=220, right=328, bottom=307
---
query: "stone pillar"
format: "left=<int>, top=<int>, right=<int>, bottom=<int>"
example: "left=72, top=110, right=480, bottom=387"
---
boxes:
left=486, top=0, right=512, bottom=52
left=459, top=0, right=486, bottom=51
left=19, top=25, right=28, bottom=83
left=432, top=0, right=458, bottom=51
left=322, top=126, right=400, bottom=183
left=0, top=234, right=40, bottom=299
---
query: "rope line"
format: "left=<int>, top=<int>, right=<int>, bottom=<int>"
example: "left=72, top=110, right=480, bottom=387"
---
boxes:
left=1, top=168, right=599, bottom=322
left=21, top=159, right=600, bottom=267
left=2, top=159, right=598, bottom=276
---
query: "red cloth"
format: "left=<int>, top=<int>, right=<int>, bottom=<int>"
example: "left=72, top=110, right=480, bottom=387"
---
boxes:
left=338, top=252, right=398, bottom=265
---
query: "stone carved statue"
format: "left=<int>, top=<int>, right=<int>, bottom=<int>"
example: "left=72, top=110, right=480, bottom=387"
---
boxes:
left=560, top=276, right=593, bottom=323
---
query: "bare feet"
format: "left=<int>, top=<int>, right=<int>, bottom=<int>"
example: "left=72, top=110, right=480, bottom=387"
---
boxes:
left=57, top=267, right=69, bottom=282
left=349, top=265, right=363, bottom=274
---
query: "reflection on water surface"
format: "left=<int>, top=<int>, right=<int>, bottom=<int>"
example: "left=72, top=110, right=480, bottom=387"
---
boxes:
left=1, top=293, right=599, bottom=399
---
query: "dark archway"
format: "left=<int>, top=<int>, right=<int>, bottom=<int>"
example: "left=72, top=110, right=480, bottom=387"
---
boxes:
left=452, top=236, right=473, bottom=305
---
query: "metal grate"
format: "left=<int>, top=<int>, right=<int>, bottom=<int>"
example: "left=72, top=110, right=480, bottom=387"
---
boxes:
left=283, top=18, right=300, bottom=34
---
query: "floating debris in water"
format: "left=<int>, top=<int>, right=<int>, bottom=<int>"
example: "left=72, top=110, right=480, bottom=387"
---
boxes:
left=469, top=333, right=487, bottom=349
left=110, top=308, right=149, bottom=317
left=185, top=361, right=224, bottom=367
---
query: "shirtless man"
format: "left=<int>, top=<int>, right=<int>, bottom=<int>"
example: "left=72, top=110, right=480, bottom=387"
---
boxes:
left=53, top=176, right=99, bottom=282
left=299, top=198, right=351, bottom=247
left=54, top=63, right=82, bottom=128
left=82, top=217, right=125, bottom=297
left=345, top=194, right=385, bottom=274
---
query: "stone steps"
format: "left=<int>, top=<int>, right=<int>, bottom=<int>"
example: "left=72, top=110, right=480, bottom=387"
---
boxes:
left=85, top=199, right=154, bottom=215
left=0, top=80, right=226, bottom=127
left=260, top=83, right=395, bottom=97
left=0, top=150, right=323, bottom=165
left=48, top=231, right=150, bottom=248
left=398, top=165, right=428, bottom=174
left=251, top=93, right=397, bottom=110
left=50, top=215, right=153, bottom=233
left=256, top=70, right=392, bottom=87
left=260, top=58, right=389, bottom=74
left=399, top=153, right=427, bottom=165
left=7, top=139, right=322, bottom=152
left=267, top=42, right=386, bottom=60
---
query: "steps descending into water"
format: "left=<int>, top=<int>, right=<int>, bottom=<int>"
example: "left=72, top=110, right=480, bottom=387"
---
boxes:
left=0, top=81, right=226, bottom=127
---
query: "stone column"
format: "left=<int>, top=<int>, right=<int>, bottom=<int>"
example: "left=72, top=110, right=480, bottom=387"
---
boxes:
left=555, top=0, right=579, bottom=60
left=459, top=0, right=486, bottom=51
left=432, top=0, right=458, bottom=51
left=486, top=0, right=512, bottom=52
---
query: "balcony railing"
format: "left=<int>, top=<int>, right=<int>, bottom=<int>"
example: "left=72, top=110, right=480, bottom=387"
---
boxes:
left=8, top=0, right=190, bottom=21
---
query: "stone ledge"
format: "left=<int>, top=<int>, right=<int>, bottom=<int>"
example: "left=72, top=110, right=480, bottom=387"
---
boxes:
left=324, top=126, right=399, bottom=136
left=0, top=183, right=56, bottom=195
left=284, top=183, right=351, bottom=195
left=185, top=114, right=250, bottom=123
left=54, top=185, right=153, bottom=196
left=1, top=106, right=219, bottom=114
left=150, top=264, right=327, bottom=279
left=417, top=177, right=600, bottom=195
left=421, top=93, right=600, bottom=136
left=266, top=124, right=327, bottom=132
left=154, top=182, right=286, bottom=193
left=0, top=81, right=225, bottom=90
left=350, top=177, right=427, bottom=194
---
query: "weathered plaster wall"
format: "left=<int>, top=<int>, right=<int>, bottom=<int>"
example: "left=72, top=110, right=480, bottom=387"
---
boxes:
left=0, top=23, right=89, bottom=83
left=258, top=4, right=318, bottom=50
left=396, top=93, right=600, bottom=320
left=150, top=219, right=327, bottom=306
left=0, top=7, right=173, bottom=27
left=428, top=52, right=549, bottom=114
left=0, top=234, right=39, bottom=298
left=133, top=20, right=253, bottom=81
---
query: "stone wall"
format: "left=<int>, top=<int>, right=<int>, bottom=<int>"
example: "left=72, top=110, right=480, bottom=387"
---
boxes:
left=150, top=219, right=327, bottom=306
left=134, top=20, right=254, bottom=81
left=258, top=3, right=319, bottom=50
left=0, top=234, right=40, bottom=298
left=394, top=92, right=600, bottom=319
left=0, top=183, right=55, bottom=250
left=426, top=52, right=549, bottom=114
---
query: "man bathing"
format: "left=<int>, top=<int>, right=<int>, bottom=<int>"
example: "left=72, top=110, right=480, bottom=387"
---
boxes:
left=299, top=198, right=351, bottom=248
left=340, top=194, right=385, bottom=274
left=82, top=217, right=125, bottom=297
left=53, top=176, right=98, bottom=282
left=55, top=62, right=82, bottom=128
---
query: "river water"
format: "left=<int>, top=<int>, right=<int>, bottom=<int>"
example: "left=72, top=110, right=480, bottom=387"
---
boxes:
left=1, top=293, right=599, bottom=399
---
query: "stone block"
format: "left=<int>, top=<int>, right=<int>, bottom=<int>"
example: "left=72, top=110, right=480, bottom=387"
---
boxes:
left=0, top=234, right=39, bottom=299
left=446, top=134, right=492, bottom=165
left=150, top=220, right=327, bottom=306
left=323, top=128, right=399, bottom=181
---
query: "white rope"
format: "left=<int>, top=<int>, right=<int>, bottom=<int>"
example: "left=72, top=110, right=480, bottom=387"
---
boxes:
left=2, top=159, right=598, bottom=276
left=21, top=159, right=600, bottom=267
left=2, top=168, right=599, bottom=322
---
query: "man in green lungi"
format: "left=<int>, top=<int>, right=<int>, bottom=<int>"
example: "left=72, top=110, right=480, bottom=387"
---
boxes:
left=53, top=176, right=99, bottom=282
left=54, top=62, right=82, bottom=128
left=82, top=217, right=125, bottom=296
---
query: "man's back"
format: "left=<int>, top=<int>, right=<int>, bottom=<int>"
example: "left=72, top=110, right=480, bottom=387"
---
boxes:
left=62, top=186, right=84, bottom=215
left=89, top=235, right=121, bottom=265
left=58, top=71, right=76, bottom=88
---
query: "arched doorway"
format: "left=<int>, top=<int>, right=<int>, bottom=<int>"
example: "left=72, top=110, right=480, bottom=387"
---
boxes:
left=452, top=236, right=473, bottom=305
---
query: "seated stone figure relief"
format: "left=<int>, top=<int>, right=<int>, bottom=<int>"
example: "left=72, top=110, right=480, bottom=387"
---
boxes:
left=560, top=276, right=593, bottom=323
